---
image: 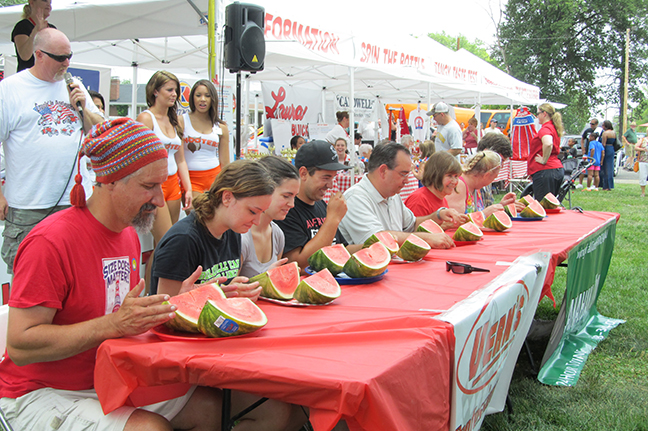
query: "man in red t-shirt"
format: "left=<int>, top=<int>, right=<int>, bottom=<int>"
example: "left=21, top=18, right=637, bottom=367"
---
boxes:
left=0, top=119, right=224, bottom=430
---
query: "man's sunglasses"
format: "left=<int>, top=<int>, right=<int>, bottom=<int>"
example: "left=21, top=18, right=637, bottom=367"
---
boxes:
left=41, top=50, right=73, bottom=62
left=446, top=261, right=490, bottom=274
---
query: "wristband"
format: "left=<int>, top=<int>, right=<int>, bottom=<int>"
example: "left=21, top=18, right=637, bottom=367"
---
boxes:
left=436, top=207, right=447, bottom=220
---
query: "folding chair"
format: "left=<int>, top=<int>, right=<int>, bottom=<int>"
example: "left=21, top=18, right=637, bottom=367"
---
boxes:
left=0, top=305, right=15, bottom=431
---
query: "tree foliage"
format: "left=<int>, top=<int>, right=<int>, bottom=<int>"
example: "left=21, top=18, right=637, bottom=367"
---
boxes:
left=428, top=31, right=502, bottom=69
left=495, top=0, right=648, bottom=133
left=0, top=0, right=27, bottom=7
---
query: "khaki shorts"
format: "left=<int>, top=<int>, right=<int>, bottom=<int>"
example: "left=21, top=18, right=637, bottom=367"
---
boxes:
left=1, top=206, right=69, bottom=274
left=0, top=386, right=195, bottom=431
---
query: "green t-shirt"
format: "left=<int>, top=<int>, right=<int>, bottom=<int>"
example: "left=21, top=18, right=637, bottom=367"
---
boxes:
left=624, top=128, right=638, bottom=144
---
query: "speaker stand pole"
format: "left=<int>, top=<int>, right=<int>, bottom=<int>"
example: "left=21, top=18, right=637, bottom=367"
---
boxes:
left=236, top=71, right=242, bottom=159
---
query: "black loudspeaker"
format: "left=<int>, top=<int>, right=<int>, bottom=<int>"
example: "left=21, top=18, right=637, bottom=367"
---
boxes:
left=224, top=2, right=265, bottom=73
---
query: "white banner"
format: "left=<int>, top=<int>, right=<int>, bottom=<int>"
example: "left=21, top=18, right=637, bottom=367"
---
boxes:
left=437, top=252, right=551, bottom=431
left=261, top=83, right=322, bottom=124
left=335, top=95, right=376, bottom=120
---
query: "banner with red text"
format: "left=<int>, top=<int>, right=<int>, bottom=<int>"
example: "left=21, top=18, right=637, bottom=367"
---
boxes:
left=437, top=252, right=550, bottom=431
left=262, top=82, right=322, bottom=124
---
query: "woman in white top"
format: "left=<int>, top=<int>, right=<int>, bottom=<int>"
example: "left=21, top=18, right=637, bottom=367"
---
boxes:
left=182, top=79, right=230, bottom=203
left=239, top=156, right=300, bottom=278
left=136, top=70, right=192, bottom=246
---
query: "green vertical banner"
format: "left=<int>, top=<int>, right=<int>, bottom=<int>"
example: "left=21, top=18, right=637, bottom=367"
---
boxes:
left=538, top=218, right=624, bottom=386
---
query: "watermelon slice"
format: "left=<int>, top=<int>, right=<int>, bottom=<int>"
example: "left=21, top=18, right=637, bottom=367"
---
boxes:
left=293, top=268, right=341, bottom=304
left=453, top=222, right=483, bottom=241
left=483, top=211, right=512, bottom=231
left=518, top=195, right=536, bottom=207
left=503, top=203, right=517, bottom=218
left=343, top=242, right=391, bottom=278
left=468, top=211, right=486, bottom=228
left=364, top=231, right=400, bottom=255
left=198, top=297, right=267, bottom=337
left=249, top=262, right=300, bottom=300
left=308, top=244, right=351, bottom=275
left=540, top=192, right=560, bottom=210
left=396, top=233, right=431, bottom=261
left=417, top=219, right=444, bottom=234
left=164, top=283, right=226, bottom=333
left=520, top=200, right=547, bottom=218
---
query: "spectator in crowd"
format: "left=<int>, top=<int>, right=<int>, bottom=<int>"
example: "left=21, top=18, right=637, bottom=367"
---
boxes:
left=584, top=132, right=603, bottom=191
left=528, top=103, right=564, bottom=201
left=401, top=134, right=415, bottom=151
left=290, top=135, right=306, bottom=150
left=325, top=111, right=350, bottom=147
left=88, top=90, right=106, bottom=118
left=0, top=118, right=226, bottom=431
left=463, top=116, right=480, bottom=155
left=446, top=150, right=521, bottom=217
left=358, top=143, right=372, bottom=171
left=623, top=121, right=638, bottom=170
left=0, top=28, right=103, bottom=275
left=275, top=141, right=361, bottom=273
left=412, top=139, right=436, bottom=182
left=339, top=142, right=456, bottom=249
left=581, top=118, right=602, bottom=155
left=635, top=136, right=648, bottom=197
left=405, top=151, right=468, bottom=229
left=484, top=119, right=503, bottom=135
left=427, top=102, right=462, bottom=157
left=137, top=71, right=192, bottom=244
left=334, top=137, right=351, bottom=165
left=600, top=120, right=617, bottom=191
left=11, top=0, right=56, bottom=72
left=182, top=79, right=230, bottom=204
left=239, top=156, right=300, bottom=278
left=354, top=132, right=362, bottom=152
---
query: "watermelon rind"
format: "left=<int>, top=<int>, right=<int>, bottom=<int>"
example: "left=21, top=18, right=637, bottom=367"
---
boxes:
left=293, top=268, right=341, bottom=304
left=308, top=244, right=350, bottom=275
left=453, top=222, right=483, bottom=241
left=503, top=203, right=517, bottom=218
left=396, top=233, right=431, bottom=261
left=249, top=262, right=300, bottom=300
left=164, top=283, right=226, bottom=333
left=520, top=201, right=547, bottom=218
left=518, top=195, right=536, bottom=207
left=364, top=231, right=400, bottom=256
left=468, top=211, right=486, bottom=228
left=343, top=242, right=390, bottom=278
left=483, top=211, right=512, bottom=231
left=198, top=297, right=268, bottom=337
left=540, top=192, right=560, bottom=210
left=417, top=219, right=444, bottom=234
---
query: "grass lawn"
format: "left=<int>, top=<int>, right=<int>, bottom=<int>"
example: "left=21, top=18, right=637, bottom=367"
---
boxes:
left=482, top=183, right=648, bottom=431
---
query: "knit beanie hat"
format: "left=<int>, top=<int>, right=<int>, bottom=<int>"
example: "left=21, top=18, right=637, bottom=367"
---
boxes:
left=70, top=118, right=168, bottom=207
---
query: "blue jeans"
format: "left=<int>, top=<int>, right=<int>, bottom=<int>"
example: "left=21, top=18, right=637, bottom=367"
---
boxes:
left=600, top=145, right=615, bottom=189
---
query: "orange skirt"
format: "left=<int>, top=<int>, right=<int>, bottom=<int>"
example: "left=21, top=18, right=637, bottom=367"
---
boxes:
left=162, top=173, right=181, bottom=201
left=187, top=166, right=222, bottom=193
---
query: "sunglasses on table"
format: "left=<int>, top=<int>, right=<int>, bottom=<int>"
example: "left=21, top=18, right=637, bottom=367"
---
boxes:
left=41, top=50, right=73, bottom=62
left=446, top=261, right=490, bottom=274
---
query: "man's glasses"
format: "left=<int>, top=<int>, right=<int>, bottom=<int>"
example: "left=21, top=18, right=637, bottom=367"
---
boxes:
left=41, top=50, right=73, bottom=62
left=446, top=261, right=490, bottom=274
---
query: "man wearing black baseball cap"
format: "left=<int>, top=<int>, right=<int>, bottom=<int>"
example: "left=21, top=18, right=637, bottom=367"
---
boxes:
left=275, top=140, right=362, bottom=272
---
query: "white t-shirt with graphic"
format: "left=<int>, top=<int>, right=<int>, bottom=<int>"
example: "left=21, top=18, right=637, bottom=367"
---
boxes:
left=143, top=110, right=181, bottom=176
left=182, top=112, right=223, bottom=172
left=408, top=108, right=429, bottom=142
left=0, top=70, right=100, bottom=209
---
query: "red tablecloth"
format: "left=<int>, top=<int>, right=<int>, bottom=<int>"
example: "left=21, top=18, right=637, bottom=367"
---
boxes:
left=324, top=173, right=419, bottom=203
left=95, top=210, right=618, bottom=431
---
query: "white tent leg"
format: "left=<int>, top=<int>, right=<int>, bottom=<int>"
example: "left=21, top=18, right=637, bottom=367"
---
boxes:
left=130, top=42, right=138, bottom=119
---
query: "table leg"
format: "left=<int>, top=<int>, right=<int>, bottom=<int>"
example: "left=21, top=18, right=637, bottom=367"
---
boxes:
left=221, top=389, right=231, bottom=431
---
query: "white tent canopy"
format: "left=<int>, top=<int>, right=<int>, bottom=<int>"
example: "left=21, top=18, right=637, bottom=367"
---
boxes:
left=0, top=0, right=540, bottom=106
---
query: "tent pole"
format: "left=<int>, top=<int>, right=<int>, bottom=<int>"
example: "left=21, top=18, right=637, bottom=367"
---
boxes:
left=254, top=93, right=259, bottom=153
left=131, top=42, right=138, bottom=119
left=236, top=71, right=242, bottom=159
left=349, top=66, right=358, bottom=180
left=208, top=0, right=216, bottom=81
left=244, top=74, right=250, bottom=152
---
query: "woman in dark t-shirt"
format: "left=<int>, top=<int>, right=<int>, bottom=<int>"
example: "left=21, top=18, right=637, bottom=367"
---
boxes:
left=12, top=0, right=56, bottom=72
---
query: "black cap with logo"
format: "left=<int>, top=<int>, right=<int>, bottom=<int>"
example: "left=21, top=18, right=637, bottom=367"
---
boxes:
left=294, top=140, right=351, bottom=171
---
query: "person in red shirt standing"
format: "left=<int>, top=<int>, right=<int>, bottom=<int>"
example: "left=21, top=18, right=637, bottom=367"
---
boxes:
left=528, top=103, right=564, bottom=201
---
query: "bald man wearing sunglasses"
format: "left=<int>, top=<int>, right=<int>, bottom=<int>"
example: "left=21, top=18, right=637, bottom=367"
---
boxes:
left=0, top=28, right=103, bottom=276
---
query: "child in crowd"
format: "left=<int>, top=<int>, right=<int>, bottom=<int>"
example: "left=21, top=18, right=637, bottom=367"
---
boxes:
left=585, top=132, right=604, bottom=191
